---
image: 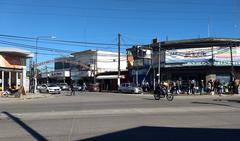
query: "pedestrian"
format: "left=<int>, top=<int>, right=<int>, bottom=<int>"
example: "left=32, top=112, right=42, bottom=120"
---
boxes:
left=82, top=82, right=87, bottom=92
left=190, top=79, right=195, bottom=94
left=70, top=82, right=75, bottom=96
left=199, top=80, right=204, bottom=95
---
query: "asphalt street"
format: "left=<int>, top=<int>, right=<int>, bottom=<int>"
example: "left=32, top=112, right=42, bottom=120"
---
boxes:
left=0, top=92, right=240, bottom=141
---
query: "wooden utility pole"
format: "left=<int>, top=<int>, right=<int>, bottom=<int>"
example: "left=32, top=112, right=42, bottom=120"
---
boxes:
left=118, top=33, right=121, bottom=87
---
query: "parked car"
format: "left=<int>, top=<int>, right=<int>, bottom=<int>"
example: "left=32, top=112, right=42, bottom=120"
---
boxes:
left=58, top=83, right=70, bottom=91
left=118, top=83, right=143, bottom=94
left=38, top=84, right=61, bottom=94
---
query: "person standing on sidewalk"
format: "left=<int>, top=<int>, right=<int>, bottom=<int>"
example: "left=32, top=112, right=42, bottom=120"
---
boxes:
left=70, top=82, right=75, bottom=96
left=199, top=80, right=204, bottom=95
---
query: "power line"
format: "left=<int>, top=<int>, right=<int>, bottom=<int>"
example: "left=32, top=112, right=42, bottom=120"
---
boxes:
left=0, top=39, right=127, bottom=57
left=0, top=34, right=133, bottom=47
left=0, top=39, right=73, bottom=53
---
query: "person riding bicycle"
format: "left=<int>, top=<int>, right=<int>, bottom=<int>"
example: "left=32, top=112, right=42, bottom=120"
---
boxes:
left=155, top=82, right=167, bottom=95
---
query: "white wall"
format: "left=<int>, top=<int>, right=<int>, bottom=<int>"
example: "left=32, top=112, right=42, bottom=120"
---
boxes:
left=96, top=51, right=127, bottom=73
left=72, top=50, right=127, bottom=73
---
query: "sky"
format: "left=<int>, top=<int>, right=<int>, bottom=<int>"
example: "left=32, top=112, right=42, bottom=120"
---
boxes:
left=0, top=0, right=239, bottom=70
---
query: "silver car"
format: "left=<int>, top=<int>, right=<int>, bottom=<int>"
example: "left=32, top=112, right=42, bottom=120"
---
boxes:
left=118, top=83, right=143, bottom=94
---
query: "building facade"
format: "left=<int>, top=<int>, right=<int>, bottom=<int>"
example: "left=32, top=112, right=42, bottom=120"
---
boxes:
left=41, top=50, right=127, bottom=89
left=0, top=48, right=33, bottom=92
left=127, top=38, right=240, bottom=93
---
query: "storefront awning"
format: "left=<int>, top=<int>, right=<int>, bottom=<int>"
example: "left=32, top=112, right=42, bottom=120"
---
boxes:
left=96, top=75, right=125, bottom=80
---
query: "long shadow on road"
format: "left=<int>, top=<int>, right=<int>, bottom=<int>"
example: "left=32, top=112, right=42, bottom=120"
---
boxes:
left=2, top=111, right=48, bottom=141
left=79, top=126, right=240, bottom=141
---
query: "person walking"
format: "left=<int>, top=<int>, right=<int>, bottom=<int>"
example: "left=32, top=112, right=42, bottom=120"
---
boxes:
left=70, top=82, right=75, bottom=96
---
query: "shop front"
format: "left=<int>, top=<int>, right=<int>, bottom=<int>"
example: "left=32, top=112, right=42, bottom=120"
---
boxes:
left=0, top=48, right=33, bottom=92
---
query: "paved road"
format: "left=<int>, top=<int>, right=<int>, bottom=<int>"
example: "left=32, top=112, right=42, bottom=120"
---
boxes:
left=0, top=92, right=240, bottom=141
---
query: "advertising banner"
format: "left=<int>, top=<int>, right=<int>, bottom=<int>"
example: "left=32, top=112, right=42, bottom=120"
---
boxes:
left=233, top=47, right=240, bottom=66
left=213, top=47, right=231, bottom=66
left=213, top=46, right=240, bottom=66
left=165, top=47, right=212, bottom=67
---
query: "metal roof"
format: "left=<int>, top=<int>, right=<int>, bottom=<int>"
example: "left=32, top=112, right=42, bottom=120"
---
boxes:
left=0, top=48, right=33, bottom=57
left=149, top=37, right=240, bottom=49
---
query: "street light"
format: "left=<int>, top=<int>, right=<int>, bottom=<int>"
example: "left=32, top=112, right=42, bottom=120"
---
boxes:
left=34, top=36, right=56, bottom=93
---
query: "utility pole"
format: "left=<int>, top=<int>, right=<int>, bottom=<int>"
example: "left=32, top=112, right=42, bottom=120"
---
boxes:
left=29, top=58, right=33, bottom=93
left=230, top=43, right=235, bottom=81
left=63, top=59, right=65, bottom=83
left=208, top=17, right=210, bottom=37
left=117, top=33, right=121, bottom=87
left=93, top=51, right=97, bottom=84
left=158, top=41, right=161, bottom=84
left=136, top=46, right=139, bottom=86
left=45, top=65, right=48, bottom=84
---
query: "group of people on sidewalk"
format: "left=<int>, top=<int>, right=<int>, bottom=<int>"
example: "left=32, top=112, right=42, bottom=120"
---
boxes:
left=141, top=79, right=240, bottom=95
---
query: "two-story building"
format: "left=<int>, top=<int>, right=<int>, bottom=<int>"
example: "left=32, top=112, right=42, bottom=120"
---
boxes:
left=42, top=50, right=127, bottom=90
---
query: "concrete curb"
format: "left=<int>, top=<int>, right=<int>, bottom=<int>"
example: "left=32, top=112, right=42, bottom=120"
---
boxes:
left=0, top=93, right=54, bottom=103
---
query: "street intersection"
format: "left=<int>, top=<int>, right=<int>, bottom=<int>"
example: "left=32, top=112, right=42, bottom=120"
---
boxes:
left=0, top=92, right=240, bottom=141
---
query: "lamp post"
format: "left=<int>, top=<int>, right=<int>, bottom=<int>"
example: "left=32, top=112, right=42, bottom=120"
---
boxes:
left=34, top=36, right=56, bottom=93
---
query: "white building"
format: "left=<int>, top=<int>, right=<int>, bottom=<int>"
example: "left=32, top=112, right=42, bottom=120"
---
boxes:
left=43, top=50, right=127, bottom=84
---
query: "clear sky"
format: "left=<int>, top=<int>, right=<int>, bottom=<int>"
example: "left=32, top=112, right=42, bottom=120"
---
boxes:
left=0, top=0, right=239, bottom=70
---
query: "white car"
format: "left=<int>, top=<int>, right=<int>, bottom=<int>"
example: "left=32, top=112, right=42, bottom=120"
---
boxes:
left=38, top=84, right=61, bottom=94
left=118, top=83, right=143, bottom=94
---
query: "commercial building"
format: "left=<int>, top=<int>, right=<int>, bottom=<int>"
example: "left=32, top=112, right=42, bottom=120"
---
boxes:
left=41, top=50, right=128, bottom=90
left=0, top=48, right=33, bottom=92
left=127, top=38, right=240, bottom=92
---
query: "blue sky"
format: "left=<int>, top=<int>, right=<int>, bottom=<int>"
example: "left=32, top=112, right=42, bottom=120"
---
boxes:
left=0, top=0, right=239, bottom=70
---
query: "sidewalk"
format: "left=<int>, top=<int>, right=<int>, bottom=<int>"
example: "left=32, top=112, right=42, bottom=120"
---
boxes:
left=0, top=93, right=54, bottom=103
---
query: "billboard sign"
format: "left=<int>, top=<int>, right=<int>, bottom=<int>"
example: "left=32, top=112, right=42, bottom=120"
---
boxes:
left=165, top=47, right=212, bottom=67
left=213, top=46, right=240, bottom=66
